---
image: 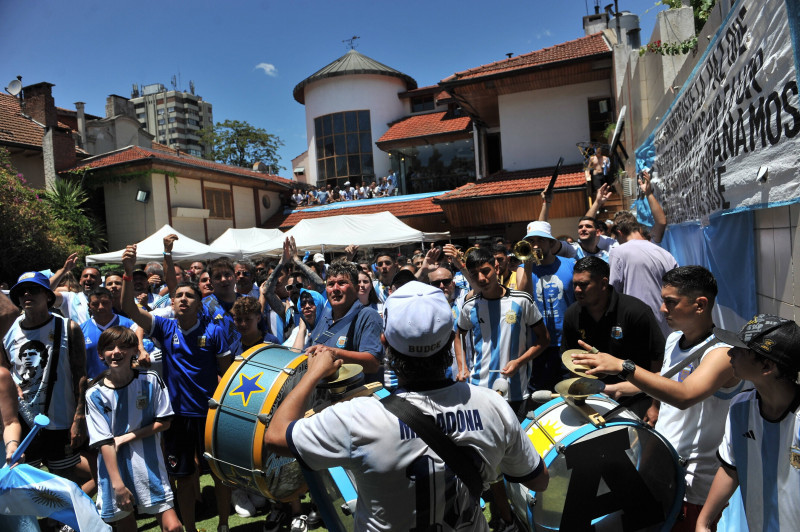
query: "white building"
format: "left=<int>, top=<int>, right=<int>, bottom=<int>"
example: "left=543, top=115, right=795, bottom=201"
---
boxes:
left=131, top=83, right=213, bottom=157
left=293, top=49, right=417, bottom=188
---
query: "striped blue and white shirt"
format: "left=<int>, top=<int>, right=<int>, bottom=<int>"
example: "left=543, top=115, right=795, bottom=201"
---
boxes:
left=86, top=370, right=174, bottom=521
left=718, top=388, right=800, bottom=532
left=458, top=288, right=543, bottom=401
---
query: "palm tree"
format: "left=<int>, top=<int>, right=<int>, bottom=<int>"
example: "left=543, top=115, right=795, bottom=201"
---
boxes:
left=43, top=178, right=108, bottom=253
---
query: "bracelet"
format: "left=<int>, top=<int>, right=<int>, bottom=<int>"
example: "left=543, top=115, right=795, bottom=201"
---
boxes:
left=122, top=275, right=133, bottom=282
left=4, top=440, right=19, bottom=448
left=163, top=252, right=172, bottom=256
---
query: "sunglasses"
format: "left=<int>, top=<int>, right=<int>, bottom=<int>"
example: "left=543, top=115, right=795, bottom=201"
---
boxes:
left=300, top=299, right=316, bottom=307
left=235, top=271, right=252, bottom=278
left=430, top=278, right=453, bottom=287
left=285, top=282, right=304, bottom=291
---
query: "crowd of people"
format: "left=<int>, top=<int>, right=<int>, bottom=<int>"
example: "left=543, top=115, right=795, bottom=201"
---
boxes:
left=291, top=171, right=399, bottom=207
left=1, top=169, right=798, bottom=532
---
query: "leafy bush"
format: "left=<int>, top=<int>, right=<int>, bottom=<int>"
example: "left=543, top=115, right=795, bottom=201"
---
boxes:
left=0, top=148, right=99, bottom=283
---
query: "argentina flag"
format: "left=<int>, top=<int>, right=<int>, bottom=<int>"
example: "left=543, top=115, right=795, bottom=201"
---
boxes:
left=0, top=464, right=110, bottom=531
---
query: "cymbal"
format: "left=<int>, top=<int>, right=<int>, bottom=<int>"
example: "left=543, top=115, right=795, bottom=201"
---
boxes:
left=317, top=363, right=364, bottom=389
left=555, top=377, right=605, bottom=400
left=562, top=349, right=598, bottom=379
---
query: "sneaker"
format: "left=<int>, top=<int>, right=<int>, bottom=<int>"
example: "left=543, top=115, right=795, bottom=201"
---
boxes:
left=231, top=488, right=256, bottom=517
left=263, top=509, right=287, bottom=532
left=249, top=492, right=268, bottom=509
left=290, top=514, right=308, bottom=532
left=493, top=518, right=519, bottom=532
left=306, top=509, right=321, bottom=528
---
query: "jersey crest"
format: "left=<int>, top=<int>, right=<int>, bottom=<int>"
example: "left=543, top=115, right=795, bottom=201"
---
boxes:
left=504, top=310, right=517, bottom=325
left=336, top=336, right=347, bottom=348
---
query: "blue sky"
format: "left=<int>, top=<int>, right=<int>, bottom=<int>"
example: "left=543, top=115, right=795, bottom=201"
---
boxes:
left=1, top=1, right=662, bottom=176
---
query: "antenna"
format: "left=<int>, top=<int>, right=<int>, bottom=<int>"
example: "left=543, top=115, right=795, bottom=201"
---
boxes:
left=5, top=76, right=22, bottom=97
left=132, top=83, right=139, bottom=98
left=342, top=36, right=360, bottom=50
left=171, top=75, right=177, bottom=90
left=189, top=80, right=195, bottom=95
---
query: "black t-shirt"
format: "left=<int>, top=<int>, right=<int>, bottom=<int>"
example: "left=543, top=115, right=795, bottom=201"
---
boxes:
left=562, top=289, right=665, bottom=384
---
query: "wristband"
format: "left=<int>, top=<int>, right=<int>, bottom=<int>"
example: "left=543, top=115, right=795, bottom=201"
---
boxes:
left=163, top=252, right=172, bottom=256
left=4, top=440, right=19, bottom=448
left=122, top=275, right=133, bottom=282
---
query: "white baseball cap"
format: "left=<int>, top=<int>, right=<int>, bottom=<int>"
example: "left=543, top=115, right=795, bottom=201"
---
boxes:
left=524, top=220, right=555, bottom=240
left=313, top=253, right=325, bottom=263
left=383, top=281, right=454, bottom=357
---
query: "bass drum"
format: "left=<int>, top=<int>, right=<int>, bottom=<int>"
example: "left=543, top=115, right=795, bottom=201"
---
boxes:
left=507, top=395, right=684, bottom=532
left=204, top=343, right=308, bottom=501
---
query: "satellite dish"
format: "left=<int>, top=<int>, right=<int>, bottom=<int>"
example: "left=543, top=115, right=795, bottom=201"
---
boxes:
left=6, top=79, right=22, bottom=96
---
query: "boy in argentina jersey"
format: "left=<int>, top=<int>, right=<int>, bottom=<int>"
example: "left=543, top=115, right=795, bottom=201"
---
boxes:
left=455, top=247, right=550, bottom=415
left=265, top=282, right=549, bottom=531
left=85, top=326, right=180, bottom=530
left=698, top=316, right=800, bottom=532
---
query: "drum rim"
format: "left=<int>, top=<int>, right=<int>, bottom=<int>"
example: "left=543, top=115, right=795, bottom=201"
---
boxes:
left=528, top=419, right=686, bottom=530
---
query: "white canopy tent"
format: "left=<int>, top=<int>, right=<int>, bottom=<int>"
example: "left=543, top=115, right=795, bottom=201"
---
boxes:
left=267, top=212, right=450, bottom=254
left=208, top=227, right=284, bottom=259
left=86, top=224, right=228, bottom=264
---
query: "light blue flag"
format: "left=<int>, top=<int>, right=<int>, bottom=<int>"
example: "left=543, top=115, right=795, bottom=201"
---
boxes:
left=0, top=464, right=110, bottom=531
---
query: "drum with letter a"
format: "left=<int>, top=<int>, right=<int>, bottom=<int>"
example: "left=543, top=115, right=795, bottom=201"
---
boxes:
left=204, top=343, right=308, bottom=501
left=507, top=394, right=684, bottom=531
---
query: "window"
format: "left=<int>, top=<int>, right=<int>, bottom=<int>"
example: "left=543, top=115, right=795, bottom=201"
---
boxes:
left=588, top=97, right=613, bottom=143
left=157, top=109, right=165, bottom=115
left=314, top=110, right=373, bottom=186
left=187, top=119, right=198, bottom=126
left=204, top=188, right=232, bottom=219
left=411, top=95, right=435, bottom=113
left=157, top=119, right=165, bottom=125
left=168, top=107, right=176, bottom=113
left=168, top=117, right=177, bottom=123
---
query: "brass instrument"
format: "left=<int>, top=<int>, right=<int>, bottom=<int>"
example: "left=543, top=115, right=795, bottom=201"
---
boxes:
left=457, top=246, right=480, bottom=265
left=513, top=240, right=544, bottom=265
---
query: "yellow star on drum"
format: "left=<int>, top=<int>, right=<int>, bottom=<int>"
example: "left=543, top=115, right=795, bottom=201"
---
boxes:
left=230, top=372, right=266, bottom=407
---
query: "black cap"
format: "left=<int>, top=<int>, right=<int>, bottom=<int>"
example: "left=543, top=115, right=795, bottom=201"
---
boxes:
left=714, top=315, right=800, bottom=372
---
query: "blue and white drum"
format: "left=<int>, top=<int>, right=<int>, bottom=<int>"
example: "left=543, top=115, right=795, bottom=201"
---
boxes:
left=204, top=343, right=308, bottom=501
left=507, top=395, right=684, bottom=532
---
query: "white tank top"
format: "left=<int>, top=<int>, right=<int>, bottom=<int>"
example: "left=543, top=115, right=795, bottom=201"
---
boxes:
left=3, top=314, right=76, bottom=429
left=654, top=331, right=743, bottom=504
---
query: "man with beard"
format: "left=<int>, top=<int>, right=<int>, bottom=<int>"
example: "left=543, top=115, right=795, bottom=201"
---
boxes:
left=52, top=254, right=101, bottom=326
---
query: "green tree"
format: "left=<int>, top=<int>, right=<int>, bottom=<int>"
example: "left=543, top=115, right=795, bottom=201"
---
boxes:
left=43, top=178, right=107, bottom=253
left=200, top=119, right=284, bottom=171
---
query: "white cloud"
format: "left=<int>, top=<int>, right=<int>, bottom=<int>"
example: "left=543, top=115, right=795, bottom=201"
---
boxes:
left=255, top=63, right=278, bottom=77
left=536, top=29, right=552, bottom=39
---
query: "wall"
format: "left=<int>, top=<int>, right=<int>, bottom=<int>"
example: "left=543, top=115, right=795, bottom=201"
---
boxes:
left=169, top=176, right=206, bottom=243
left=233, top=185, right=255, bottom=228
left=103, top=176, right=158, bottom=249
left=11, top=152, right=45, bottom=190
left=303, top=74, right=408, bottom=184
left=498, top=79, right=612, bottom=171
left=755, top=204, right=800, bottom=320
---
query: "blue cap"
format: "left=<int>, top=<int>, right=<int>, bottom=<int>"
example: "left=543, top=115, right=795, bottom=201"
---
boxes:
left=10, top=271, right=56, bottom=307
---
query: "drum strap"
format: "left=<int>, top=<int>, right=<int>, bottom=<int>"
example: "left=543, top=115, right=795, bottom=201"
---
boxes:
left=604, top=335, right=718, bottom=419
left=380, top=394, right=483, bottom=499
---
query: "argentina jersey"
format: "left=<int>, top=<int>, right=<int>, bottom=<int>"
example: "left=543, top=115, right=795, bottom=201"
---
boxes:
left=86, top=370, right=174, bottom=520
left=719, top=389, right=800, bottom=531
left=203, top=294, right=241, bottom=355
left=458, top=289, right=542, bottom=401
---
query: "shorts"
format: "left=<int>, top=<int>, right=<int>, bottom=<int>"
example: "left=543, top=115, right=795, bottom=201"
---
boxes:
left=163, top=415, right=210, bottom=477
left=19, top=420, right=81, bottom=471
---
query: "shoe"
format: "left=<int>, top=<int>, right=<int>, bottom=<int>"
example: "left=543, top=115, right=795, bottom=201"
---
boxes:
left=291, top=515, right=308, bottom=532
left=263, top=509, right=287, bottom=532
left=218, top=526, right=230, bottom=532
left=493, top=518, right=519, bottom=532
left=231, top=488, right=256, bottom=517
left=306, top=509, right=321, bottom=528
left=249, top=492, right=268, bottom=509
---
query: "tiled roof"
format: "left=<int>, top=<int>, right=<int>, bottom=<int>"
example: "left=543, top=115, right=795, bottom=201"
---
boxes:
left=435, top=165, right=585, bottom=202
left=269, top=195, right=443, bottom=229
left=442, top=33, right=610, bottom=83
left=0, top=93, right=45, bottom=149
left=294, top=49, right=417, bottom=104
left=377, top=112, right=471, bottom=143
left=68, top=145, right=294, bottom=187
